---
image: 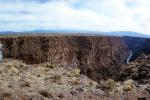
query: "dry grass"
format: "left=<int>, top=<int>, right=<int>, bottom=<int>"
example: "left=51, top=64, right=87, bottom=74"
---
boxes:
left=122, top=79, right=136, bottom=92
left=101, top=79, right=116, bottom=94
left=68, top=68, right=80, bottom=77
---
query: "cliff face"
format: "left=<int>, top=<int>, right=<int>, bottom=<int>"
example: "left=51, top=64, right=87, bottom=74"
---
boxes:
left=141, top=39, right=150, bottom=55
left=123, top=36, right=150, bottom=61
left=0, top=36, right=129, bottom=81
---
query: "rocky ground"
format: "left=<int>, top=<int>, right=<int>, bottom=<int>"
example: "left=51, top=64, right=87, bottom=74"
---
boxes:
left=0, top=59, right=150, bottom=100
left=119, top=54, right=150, bottom=83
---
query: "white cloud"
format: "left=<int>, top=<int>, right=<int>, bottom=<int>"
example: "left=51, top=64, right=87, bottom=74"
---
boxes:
left=0, top=0, right=149, bottom=34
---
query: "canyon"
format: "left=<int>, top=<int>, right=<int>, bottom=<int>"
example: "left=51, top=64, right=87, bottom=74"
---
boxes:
left=0, top=35, right=149, bottom=82
left=0, top=36, right=130, bottom=81
left=0, top=34, right=150, bottom=99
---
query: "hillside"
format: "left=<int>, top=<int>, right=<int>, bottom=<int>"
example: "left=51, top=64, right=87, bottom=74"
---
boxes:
left=0, top=59, right=149, bottom=100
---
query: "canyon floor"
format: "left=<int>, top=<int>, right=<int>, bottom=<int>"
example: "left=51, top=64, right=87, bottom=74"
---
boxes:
left=0, top=57, right=150, bottom=100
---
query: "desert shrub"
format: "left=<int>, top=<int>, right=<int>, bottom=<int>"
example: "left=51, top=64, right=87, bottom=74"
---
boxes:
left=39, top=90, right=53, bottom=98
left=70, top=78, right=81, bottom=85
left=123, top=79, right=135, bottom=92
left=118, top=71, right=129, bottom=81
left=43, top=63, right=57, bottom=69
left=89, top=81, right=94, bottom=87
left=58, top=93, right=65, bottom=99
left=37, top=74, right=41, bottom=77
left=68, top=68, right=80, bottom=77
left=50, top=75, right=62, bottom=82
left=123, top=85, right=133, bottom=92
left=20, top=81, right=30, bottom=87
left=45, top=65, right=57, bottom=69
left=101, top=79, right=116, bottom=94
left=70, top=90, right=78, bottom=95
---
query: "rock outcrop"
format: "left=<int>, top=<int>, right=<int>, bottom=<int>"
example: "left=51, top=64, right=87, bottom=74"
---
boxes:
left=0, top=36, right=129, bottom=81
left=119, top=54, right=150, bottom=83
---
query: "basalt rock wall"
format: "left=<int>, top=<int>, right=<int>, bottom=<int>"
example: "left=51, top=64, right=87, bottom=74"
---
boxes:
left=0, top=36, right=129, bottom=81
left=123, top=36, right=150, bottom=61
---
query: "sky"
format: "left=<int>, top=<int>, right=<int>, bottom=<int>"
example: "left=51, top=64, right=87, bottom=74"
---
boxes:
left=0, top=0, right=150, bottom=34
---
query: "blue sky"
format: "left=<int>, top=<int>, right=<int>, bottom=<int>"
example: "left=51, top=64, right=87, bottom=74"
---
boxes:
left=0, top=0, right=149, bottom=34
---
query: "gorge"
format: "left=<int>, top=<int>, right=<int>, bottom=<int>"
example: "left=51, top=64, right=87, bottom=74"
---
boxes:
left=0, top=34, right=150, bottom=100
left=126, top=51, right=133, bottom=64
left=0, top=36, right=129, bottom=81
left=0, top=35, right=149, bottom=82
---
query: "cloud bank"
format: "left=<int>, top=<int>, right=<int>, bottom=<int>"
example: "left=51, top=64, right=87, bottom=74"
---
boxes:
left=0, top=0, right=149, bottom=34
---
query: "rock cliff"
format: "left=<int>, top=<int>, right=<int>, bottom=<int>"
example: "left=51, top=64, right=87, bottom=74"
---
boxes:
left=0, top=36, right=129, bottom=81
left=123, top=36, right=150, bottom=61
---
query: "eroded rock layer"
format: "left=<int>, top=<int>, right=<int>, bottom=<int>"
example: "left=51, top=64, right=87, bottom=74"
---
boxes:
left=0, top=36, right=129, bottom=80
